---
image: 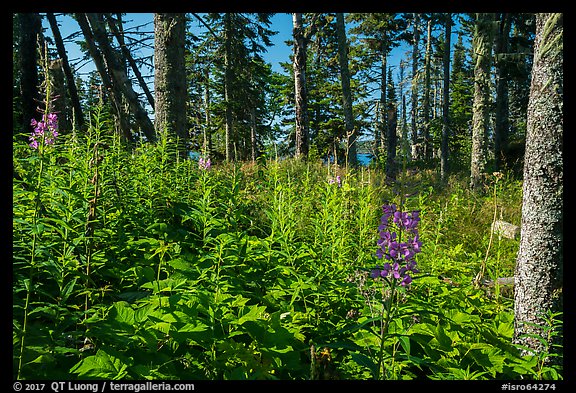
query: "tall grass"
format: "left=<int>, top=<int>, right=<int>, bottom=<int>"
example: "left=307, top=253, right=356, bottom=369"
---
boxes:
left=13, top=118, right=561, bottom=380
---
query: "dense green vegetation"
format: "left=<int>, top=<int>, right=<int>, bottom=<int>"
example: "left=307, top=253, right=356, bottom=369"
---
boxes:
left=12, top=112, right=562, bottom=380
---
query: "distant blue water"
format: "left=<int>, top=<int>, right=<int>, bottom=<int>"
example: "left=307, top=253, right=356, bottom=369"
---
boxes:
left=189, top=151, right=374, bottom=165
left=357, top=153, right=374, bottom=166
left=324, top=153, right=374, bottom=166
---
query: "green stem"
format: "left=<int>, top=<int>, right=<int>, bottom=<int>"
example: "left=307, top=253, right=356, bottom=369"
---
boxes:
left=376, top=278, right=397, bottom=380
left=18, top=141, right=46, bottom=379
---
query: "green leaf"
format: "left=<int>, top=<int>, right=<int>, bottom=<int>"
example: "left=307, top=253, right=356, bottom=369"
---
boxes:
left=350, top=352, right=378, bottom=376
left=434, top=324, right=453, bottom=351
left=69, top=348, right=131, bottom=379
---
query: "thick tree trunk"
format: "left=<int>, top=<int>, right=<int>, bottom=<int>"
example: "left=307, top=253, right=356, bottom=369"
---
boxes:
left=470, top=13, right=493, bottom=190
left=75, top=13, right=133, bottom=141
left=154, top=13, right=188, bottom=150
left=410, top=13, right=420, bottom=160
left=494, top=13, right=512, bottom=170
left=513, top=13, right=563, bottom=359
left=86, top=13, right=157, bottom=142
left=224, top=13, right=234, bottom=161
left=17, top=13, right=42, bottom=135
left=203, top=67, right=212, bottom=157
left=107, top=14, right=155, bottom=110
left=47, top=59, right=70, bottom=131
left=422, top=18, right=432, bottom=161
left=293, top=13, right=310, bottom=159
left=46, top=13, right=85, bottom=130
left=440, top=13, right=452, bottom=182
left=386, top=104, right=397, bottom=183
left=336, top=13, right=357, bottom=166
left=378, top=53, right=387, bottom=156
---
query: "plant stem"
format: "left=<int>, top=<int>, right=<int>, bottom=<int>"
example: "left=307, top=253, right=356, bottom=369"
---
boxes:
left=376, top=278, right=397, bottom=380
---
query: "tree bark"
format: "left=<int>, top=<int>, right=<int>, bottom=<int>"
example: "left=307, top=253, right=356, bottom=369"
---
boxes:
left=154, top=13, right=188, bottom=148
left=470, top=13, right=493, bottom=190
left=513, top=13, right=563, bottom=359
left=386, top=104, right=397, bottom=183
left=378, top=53, right=387, bottom=157
left=410, top=13, right=420, bottom=160
left=85, top=13, right=157, bottom=142
left=224, top=13, right=234, bottom=161
left=336, top=13, right=357, bottom=166
left=17, top=13, right=42, bottom=135
left=422, top=18, right=432, bottom=161
left=75, top=13, right=133, bottom=141
left=46, top=13, right=85, bottom=130
left=293, top=13, right=310, bottom=159
left=106, top=13, right=155, bottom=110
left=494, top=13, right=512, bottom=170
left=203, top=67, right=212, bottom=157
left=440, top=13, right=452, bottom=182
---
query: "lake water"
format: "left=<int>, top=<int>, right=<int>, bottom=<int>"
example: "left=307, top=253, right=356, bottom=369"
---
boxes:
left=189, top=151, right=375, bottom=166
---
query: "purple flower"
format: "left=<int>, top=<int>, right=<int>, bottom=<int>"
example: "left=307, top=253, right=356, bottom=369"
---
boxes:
left=371, top=204, right=422, bottom=286
left=29, top=113, right=58, bottom=150
left=198, top=157, right=211, bottom=170
left=328, top=175, right=342, bottom=187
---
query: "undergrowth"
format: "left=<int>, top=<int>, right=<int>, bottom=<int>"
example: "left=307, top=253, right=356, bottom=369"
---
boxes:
left=12, top=115, right=562, bottom=380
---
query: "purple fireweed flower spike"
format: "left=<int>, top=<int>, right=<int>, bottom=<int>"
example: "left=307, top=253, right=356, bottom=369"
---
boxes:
left=29, top=113, right=58, bottom=150
left=198, top=157, right=211, bottom=170
left=372, top=204, right=421, bottom=286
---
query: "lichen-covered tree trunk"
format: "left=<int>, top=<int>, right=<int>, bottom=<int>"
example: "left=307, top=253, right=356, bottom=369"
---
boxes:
left=470, top=13, right=493, bottom=190
left=108, top=13, right=155, bottom=110
left=422, top=18, right=432, bottom=161
left=75, top=13, right=132, bottom=141
left=440, top=13, right=452, bottom=182
left=513, top=13, right=563, bottom=358
left=410, top=13, right=420, bottom=160
left=17, top=13, right=42, bottom=136
left=378, top=53, right=388, bottom=157
left=85, top=13, right=157, bottom=142
left=46, top=13, right=85, bottom=130
left=292, top=13, right=310, bottom=159
left=224, top=13, right=234, bottom=162
left=336, top=13, right=357, bottom=166
left=494, top=13, right=511, bottom=170
left=154, top=13, right=188, bottom=150
left=385, top=104, right=397, bottom=183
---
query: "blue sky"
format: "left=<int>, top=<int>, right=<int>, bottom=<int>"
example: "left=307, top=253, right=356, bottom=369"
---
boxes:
left=45, top=13, right=295, bottom=76
left=44, top=13, right=415, bottom=78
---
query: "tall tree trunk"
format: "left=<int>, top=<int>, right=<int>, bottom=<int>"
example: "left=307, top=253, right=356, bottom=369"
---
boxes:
left=494, top=13, right=512, bottom=170
left=154, top=13, right=188, bottom=151
left=85, top=13, right=157, bottom=142
left=46, top=13, right=85, bottom=130
left=386, top=104, right=398, bottom=183
left=440, top=13, right=452, bottom=182
left=422, top=18, right=432, bottom=161
left=203, top=67, right=212, bottom=157
left=470, top=13, right=493, bottom=190
left=513, top=13, right=563, bottom=359
left=250, top=106, right=258, bottom=163
left=292, top=13, right=310, bottom=159
left=224, top=13, right=234, bottom=161
left=378, top=53, right=388, bottom=157
left=17, top=13, right=42, bottom=135
left=106, top=13, right=155, bottom=110
left=75, top=13, right=132, bottom=141
left=336, top=13, right=356, bottom=166
left=47, top=59, right=70, bottom=131
left=410, top=13, right=420, bottom=160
